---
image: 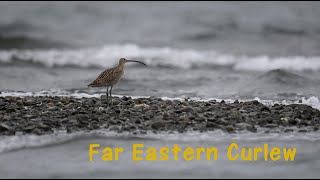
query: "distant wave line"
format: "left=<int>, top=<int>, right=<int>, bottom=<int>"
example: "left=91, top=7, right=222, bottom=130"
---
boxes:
left=0, top=44, right=320, bottom=71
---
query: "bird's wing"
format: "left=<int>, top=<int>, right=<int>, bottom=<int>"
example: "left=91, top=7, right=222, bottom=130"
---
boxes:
left=88, top=68, right=115, bottom=87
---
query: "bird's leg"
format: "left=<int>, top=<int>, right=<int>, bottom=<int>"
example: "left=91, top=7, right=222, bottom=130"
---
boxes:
left=109, top=86, right=113, bottom=106
left=106, top=86, right=109, bottom=103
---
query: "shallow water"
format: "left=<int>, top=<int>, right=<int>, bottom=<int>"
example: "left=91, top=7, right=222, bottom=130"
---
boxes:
left=1, top=64, right=320, bottom=102
left=0, top=131, right=320, bottom=178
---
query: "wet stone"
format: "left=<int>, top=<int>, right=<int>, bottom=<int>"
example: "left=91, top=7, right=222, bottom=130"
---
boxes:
left=288, top=119, right=298, bottom=125
left=109, top=125, right=120, bottom=131
left=31, top=128, right=43, bottom=135
left=265, top=124, right=278, bottom=128
left=224, top=125, right=235, bottom=133
left=69, top=119, right=79, bottom=126
left=0, top=95, right=319, bottom=136
left=151, top=120, right=165, bottom=130
left=121, top=96, right=131, bottom=101
left=24, top=125, right=36, bottom=133
left=298, top=129, right=308, bottom=133
left=48, top=106, right=59, bottom=111
left=283, top=128, right=294, bottom=133
left=246, top=125, right=257, bottom=133
left=0, top=123, right=12, bottom=131
left=252, top=100, right=262, bottom=106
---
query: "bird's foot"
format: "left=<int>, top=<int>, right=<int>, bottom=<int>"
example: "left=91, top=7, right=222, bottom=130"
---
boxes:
left=107, top=97, right=113, bottom=106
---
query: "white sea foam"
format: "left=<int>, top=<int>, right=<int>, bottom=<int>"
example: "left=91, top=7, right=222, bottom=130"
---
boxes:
left=301, top=96, right=320, bottom=109
left=0, top=129, right=320, bottom=154
left=0, top=90, right=142, bottom=99
left=233, top=56, right=320, bottom=71
left=0, top=44, right=320, bottom=71
left=1, top=91, right=320, bottom=110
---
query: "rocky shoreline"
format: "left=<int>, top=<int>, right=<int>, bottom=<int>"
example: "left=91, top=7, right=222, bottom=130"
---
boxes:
left=0, top=96, right=319, bottom=136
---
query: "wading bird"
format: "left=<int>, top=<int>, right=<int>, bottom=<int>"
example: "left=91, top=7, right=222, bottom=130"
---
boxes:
left=88, top=58, right=147, bottom=105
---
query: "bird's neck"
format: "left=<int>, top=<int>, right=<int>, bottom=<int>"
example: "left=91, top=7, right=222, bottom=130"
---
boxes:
left=117, top=63, right=125, bottom=71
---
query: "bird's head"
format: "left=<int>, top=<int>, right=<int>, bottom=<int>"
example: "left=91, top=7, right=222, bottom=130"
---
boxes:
left=119, top=58, right=127, bottom=64
left=119, top=58, right=147, bottom=66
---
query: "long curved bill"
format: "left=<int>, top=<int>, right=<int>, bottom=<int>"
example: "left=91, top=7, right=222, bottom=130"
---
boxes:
left=126, top=60, right=147, bottom=66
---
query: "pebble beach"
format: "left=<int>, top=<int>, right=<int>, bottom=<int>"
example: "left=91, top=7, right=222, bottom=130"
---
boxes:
left=1, top=95, right=319, bottom=136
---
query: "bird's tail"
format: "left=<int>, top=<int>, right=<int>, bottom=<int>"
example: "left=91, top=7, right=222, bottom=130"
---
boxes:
left=88, top=81, right=100, bottom=87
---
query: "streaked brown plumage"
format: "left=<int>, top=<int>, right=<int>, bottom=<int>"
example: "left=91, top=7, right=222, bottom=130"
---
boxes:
left=88, top=58, right=147, bottom=105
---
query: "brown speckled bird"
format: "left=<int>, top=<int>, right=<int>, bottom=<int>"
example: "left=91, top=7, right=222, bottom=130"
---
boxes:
left=88, top=58, right=147, bottom=105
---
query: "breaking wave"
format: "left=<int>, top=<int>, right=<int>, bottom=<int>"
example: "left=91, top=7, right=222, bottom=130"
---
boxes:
left=0, top=44, right=320, bottom=71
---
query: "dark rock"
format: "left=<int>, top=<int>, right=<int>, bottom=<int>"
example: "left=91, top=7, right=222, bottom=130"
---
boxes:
left=76, top=114, right=88, bottom=122
left=265, top=124, right=278, bottom=128
left=206, top=122, right=218, bottom=128
left=5, top=105, right=16, bottom=113
left=66, top=126, right=74, bottom=133
left=283, top=128, right=294, bottom=132
left=121, top=96, right=131, bottom=101
left=181, top=106, right=193, bottom=112
left=246, top=125, right=257, bottom=133
left=163, top=113, right=169, bottom=120
left=298, top=120, right=308, bottom=126
left=263, top=117, right=274, bottom=124
left=112, top=100, right=121, bottom=105
left=48, top=106, right=59, bottom=111
left=23, top=100, right=36, bottom=106
left=298, top=129, right=308, bottom=133
left=151, top=121, right=165, bottom=130
left=16, top=100, right=23, bottom=106
left=224, top=125, right=235, bottom=133
left=140, top=130, right=147, bottom=134
left=0, top=123, right=12, bottom=131
left=134, top=120, right=141, bottom=124
left=91, top=123, right=100, bottom=129
left=260, top=106, right=271, bottom=112
left=195, top=116, right=206, bottom=122
left=206, top=118, right=216, bottom=122
left=252, top=100, right=260, bottom=106
left=31, top=128, right=43, bottom=135
left=0, top=101, right=6, bottom=107
left=129, top=125, right=137, bottom=131
left=109, top=126, right=119, bottom=131
left=215, top=119, right=229, bottom=125
left=174, top=110, right=182, bottom=114
left=69, top=119, right=79, bottom=126
left=24, top=125, right=36, bottom=133
left=38, top=123, right=52, bottom=131
left=177, top=127, right=185, bottom=133
left=60, top=118, right=70, bottom=124
left=115, top=109, right=121, bottom=114
left=288, top=119, right=298, bottom=125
